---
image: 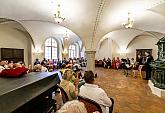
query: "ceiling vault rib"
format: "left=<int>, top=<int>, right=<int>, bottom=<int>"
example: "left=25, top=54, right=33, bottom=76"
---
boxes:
left=91, top=0, right=106, bottom=49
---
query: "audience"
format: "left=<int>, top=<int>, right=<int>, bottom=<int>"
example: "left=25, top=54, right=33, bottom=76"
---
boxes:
left=79, top=71, right=113, bottom=113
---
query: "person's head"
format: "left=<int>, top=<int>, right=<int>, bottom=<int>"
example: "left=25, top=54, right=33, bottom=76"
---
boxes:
left=57, top=100, right=87, bottom=113
left=131, top=58, right=134, bottom=61
left=61, top=64, right=66, bottom=69
left=83, top=71, right=95, bottom=84
left=36, top=58, right=39, bottom=61
left=65, top=61, right=69, bottom=65
left=0, top=60, right=7, bottom=66
left=63, top=69, right=74, bottom=81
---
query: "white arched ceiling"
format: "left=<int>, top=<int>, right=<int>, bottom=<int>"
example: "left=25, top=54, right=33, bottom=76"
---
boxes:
left=103, top=29, right=144, bottom=51
left=1, top=0, right=165, bottom=51
left=0, top=20, right=35, bottom=47
left=19, top=21, right=81, bottom=51
left=98, top=29, right=164, bottom=54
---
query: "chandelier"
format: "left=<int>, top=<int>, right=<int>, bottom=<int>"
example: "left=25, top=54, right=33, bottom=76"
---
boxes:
left=64, top=30, right=69, bottom=40
left=122, top=12, right=134, bottom=28
left=54, top=4, right=65, bottom=23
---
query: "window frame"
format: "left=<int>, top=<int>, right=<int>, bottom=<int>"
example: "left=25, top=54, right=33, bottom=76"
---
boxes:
left=44, top=38, right=58, bottom=60
left=69, top=44, right=76, bottom=58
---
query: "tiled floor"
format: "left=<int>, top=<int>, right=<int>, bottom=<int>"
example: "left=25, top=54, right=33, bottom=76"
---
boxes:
left=94, top=67, right=165, bottom=113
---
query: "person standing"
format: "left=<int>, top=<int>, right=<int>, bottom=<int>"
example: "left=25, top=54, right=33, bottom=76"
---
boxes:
left=144, top=52, right=154, bottom=80
left=112, top=57, right=116, bottom=69
left=137, top=55, right=143, bottom=65
left=116, top=57, right=121, bottom=70
left=107, top=58, right=111, bottom=69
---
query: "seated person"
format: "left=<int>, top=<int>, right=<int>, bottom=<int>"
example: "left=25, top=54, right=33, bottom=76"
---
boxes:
left=41, top=62, right=48, bottom=72
left=57, top=59, right=62, bottom=69
left=33, top=64, right=41, bottom=72
left=57, top=100, right=87, bottom=113
left=65, top=61, right=73, bottom=69
left=79, top=71, right=112, bottom=113
left=60, top=69, right=79, bottom=100
left=73, top=62, right=81, bottom=73
left=47, top=59, right=51, bottom=65
left=61, top=64, right=66, bottom=74
left=41, top=58, right=47, bottom=66
left=34, top=58, right=40, bottom=65
left=0, top=60, right=6, bottom=72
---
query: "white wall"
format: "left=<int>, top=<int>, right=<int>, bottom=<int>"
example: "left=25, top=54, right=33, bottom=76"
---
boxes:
left=80, top=46, right=85, bottom=58
left=96, top=38, right=113, bottom=60
left=96, top=35, right=159, bottom=60
left=126, top=35, right=159, bottom=59
left=0, top=25, right=31, bottom=65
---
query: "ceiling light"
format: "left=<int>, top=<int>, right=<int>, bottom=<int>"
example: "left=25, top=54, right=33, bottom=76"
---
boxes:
left=54, top=4, right=65, bottom=23
left=64, top=30, right=69, bottom=40
left=122, top=12, right=134, bottom=28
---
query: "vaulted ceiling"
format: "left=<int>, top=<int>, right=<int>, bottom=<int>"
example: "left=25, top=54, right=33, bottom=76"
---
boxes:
left=0, top=0, right=165, bottom=51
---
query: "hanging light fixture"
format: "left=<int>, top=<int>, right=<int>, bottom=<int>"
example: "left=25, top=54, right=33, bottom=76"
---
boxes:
left=54, top=4, right=65, bottom=23
left=122, top=12, right=134, bottom=28
left=64, top=30, right=69, bottom=40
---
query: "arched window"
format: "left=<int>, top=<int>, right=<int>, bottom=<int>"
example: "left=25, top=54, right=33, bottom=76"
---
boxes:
left=45, top=38, right=58, bottom=59
left=69, top=45, right=76, bottom=58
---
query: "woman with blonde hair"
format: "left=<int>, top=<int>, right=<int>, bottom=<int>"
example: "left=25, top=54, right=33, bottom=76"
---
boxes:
left=60, top=69, right=79, bottom=100
left=57, top=100, right=87, bottom=113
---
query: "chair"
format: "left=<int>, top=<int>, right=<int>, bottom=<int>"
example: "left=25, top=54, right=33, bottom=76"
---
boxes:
left=132, top=65, right=144, bottom=79
left=78, top=96, right=102, bottom=113
left=57, top=85, right=69, bottom=104
left=98, top=60, right=103, bottom=67
left=95, top=60, right=98, bottom=67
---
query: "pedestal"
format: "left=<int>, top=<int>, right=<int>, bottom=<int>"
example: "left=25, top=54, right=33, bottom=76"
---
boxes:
left=148, top=80, right=165, bottom=99
left=85, top=51, right=96, bottom=73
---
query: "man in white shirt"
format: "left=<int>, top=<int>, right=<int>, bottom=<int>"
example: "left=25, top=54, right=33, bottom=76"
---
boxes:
left=79, top=71, right=114, bottom=113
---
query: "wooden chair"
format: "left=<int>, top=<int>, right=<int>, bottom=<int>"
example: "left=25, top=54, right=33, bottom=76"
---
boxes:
left=132, top=65, right=144, bottom=79
left=78, top=96, right=102, bottom=113
left=57, top=85, right=69, bottom=104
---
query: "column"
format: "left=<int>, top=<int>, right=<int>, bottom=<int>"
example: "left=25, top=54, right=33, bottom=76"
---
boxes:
left=85, top=50, right=96, bottom=73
